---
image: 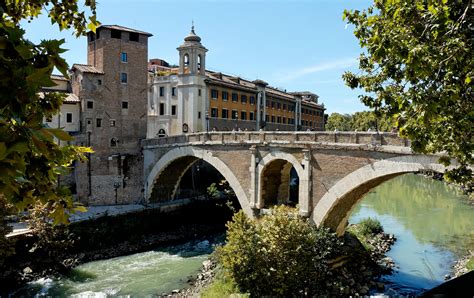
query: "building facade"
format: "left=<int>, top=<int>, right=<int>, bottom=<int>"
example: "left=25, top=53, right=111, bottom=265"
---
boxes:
left=67, top=25, right=152, bottom=204
left=148, top=27, right=325, bottom=138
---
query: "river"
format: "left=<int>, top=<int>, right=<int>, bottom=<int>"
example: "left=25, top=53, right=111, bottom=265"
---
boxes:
left=349, top=173, right=474, bottom=295
left=16, top=174, right=474, bottom=296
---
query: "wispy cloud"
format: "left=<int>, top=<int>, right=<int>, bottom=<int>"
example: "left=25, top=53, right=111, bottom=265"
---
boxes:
left=275, top=58, right=357, bottom=82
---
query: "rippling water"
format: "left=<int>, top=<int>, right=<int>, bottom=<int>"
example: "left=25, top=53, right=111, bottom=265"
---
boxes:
left=16, top=237, right=222, bottom=297
left=349, top=174, right=474, bottom=295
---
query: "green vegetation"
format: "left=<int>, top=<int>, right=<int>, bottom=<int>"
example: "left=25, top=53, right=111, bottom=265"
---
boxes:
left=215, top=206, right=344, bottom=296
left=325, top=111, right=395, bottom=132
left=467, top=257, right=474, bottom=271
left=201, top=273, right=248, bottom=298
left=359, top=217, right=384, bottom=236
left=342, top=0, right=473, bottom=184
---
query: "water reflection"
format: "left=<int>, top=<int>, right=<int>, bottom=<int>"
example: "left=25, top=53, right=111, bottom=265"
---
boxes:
left=350, top=174, right=474, bottom=294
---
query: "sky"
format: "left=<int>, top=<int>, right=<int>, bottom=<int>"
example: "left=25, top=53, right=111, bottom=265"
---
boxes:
left=22, top=0, right=374, bottom=114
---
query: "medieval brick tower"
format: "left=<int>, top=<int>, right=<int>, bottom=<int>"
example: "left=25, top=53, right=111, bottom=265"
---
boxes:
left=71, top=25, right=152, bottom=204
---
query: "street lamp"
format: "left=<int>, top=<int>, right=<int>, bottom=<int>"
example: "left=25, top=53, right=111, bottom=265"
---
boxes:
left=205, top=111, right=210, bottom=133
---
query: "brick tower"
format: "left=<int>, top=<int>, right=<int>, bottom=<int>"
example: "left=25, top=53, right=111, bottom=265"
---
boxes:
left=71, top=25, right=152, bottom=204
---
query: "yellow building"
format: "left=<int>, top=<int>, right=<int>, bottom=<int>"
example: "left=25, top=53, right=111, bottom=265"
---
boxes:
left=148, top=26, right=325, bottom=137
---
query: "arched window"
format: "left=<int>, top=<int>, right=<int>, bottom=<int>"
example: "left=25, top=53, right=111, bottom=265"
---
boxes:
left=158, top=129, right=166, bottom=138
left=184, top=54, right=189, bottom=66
left=197, top=55, right=202, bottom=70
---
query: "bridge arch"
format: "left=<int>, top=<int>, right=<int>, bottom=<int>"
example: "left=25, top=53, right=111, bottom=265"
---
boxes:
left=256, top=151, right=307, bottom=212
left=145, top=146, right=253, bottom=216
left=312, top=155, right=448, bottom=235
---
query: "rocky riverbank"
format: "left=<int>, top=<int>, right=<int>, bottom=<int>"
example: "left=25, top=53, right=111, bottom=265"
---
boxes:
left=0, top=200, right=236, bottom=295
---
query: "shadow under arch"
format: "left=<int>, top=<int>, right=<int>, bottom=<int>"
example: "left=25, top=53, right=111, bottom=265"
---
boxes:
left=146, top=146, right=253, bottom=217
left=257, top=151, right=306, bottom=211
left=311, top=155, right=448, bottom=235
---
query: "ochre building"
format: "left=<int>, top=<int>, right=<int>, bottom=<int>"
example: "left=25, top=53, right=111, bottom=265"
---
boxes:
left=147, top=26, right=325, bottom=137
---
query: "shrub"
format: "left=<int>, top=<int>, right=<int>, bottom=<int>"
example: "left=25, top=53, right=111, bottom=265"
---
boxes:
left=215, top=206, right=343, bottom=296
left=359, top=217, right=383, bottom=236
left=0, top=196, right=15, bottom=267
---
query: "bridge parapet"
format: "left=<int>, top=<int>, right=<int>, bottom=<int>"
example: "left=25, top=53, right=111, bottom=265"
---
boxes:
left=142, top=131, right=410, bottom=148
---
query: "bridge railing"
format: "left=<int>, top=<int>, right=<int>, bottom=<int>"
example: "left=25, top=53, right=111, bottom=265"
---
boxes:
left=142, top=131, right=410, bottom=148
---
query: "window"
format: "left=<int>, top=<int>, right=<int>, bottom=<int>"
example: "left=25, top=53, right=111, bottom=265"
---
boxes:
left=222, top=91, right=228, bottom=101
left=277, top=102, right=281, bottom=110
left=309, top=121, right=313, bottom=127
left=222, top=109, right=229, bottom=119
left=96, top=118, right=102, bottom=127
left=232, top=92, right=238, bottom=102
left=211, top=108, right=218, bottom=118
left=249, top=112, right=255, bottom=121
left=271, top=116, right=275, bottom=123
left=111, top=29, right=121, bottom=39
left=171, top=105, right=176, bottom=115
left=271, top=101, right=276, bottom=109
left=110, top=138, right=118, bottom=147
left=110, top=119, right=116, bottom=127
left=87, top=101, right=93, bottom=109
left=66, top=113, right=73, bottom=123
left=277, top=116, right=281, bottom=123
left=232, top=110, right=238, bottom=119
left=249, top=96, right=255, bottom=105
left=283, top=104, right=286, bottom=110
left=283, top=117, right=286, bottom=124
left=172, top=87, right=176, bottom=96
left=197, top=55, right=202, bottom=70
left=121, top=73, right=127, bottom=84
left=98, top=79, right=102, bottom=85
left=265, top=101, right=269, bottom=107
left=211, top=89, right=218, bottom=99
left=241, top=95, right=247, bottom=104
left=265, top=115, right=269, bottom=122
left=159, top=87, right=164, bottom=97
left=199, top=89, right=202, bottom=96
left=129, top=32, right=139, bottom=42
left=122, top=101, right=128, bottom=109
left=184, top=54, right=189, bottom=66
left=159, top=103, right=165, bottom=115
left=241, top=111, right=247, bottom=120
left=121, top=52, right=127, bottom=63
left=46, top=116, right=52, bottom=123
left=198, top=111, right=201, bottom=119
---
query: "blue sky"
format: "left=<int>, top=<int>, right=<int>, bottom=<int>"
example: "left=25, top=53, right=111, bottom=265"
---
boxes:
left=23, top=0, right=373, bottom=114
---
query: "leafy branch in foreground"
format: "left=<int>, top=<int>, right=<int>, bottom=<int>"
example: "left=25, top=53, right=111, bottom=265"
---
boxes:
left=343, top=0, right=473, bottom=184
left=0, top=1, right=99, bottom=224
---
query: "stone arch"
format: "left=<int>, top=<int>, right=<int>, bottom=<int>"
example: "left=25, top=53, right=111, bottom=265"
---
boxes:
left=256, top=151, right=307, bottom=212
left=311, top=155, right=447, bottom=235
left=145, top=146, right=252, bottom=216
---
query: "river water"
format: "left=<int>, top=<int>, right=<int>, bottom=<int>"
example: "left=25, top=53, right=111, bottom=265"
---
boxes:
left=17, top=174, right=473, bottom=296
left=349, top=173, right=474, bottom=295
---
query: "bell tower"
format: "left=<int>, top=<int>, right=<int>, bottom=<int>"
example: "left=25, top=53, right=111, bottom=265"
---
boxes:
left=178, top=24, right=207, bottom=75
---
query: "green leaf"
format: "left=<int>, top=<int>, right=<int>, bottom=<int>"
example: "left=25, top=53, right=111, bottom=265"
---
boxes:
left=44, top=128, right=73, bottom=141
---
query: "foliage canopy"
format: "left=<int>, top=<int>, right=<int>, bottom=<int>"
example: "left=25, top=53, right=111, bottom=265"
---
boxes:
left=0, top=1, right=99, bottom=224
left=343, top=0, right=473, bottom=183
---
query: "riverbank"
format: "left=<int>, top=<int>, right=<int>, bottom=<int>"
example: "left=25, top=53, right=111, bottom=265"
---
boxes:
left=0, top=199, right=237, bottom=295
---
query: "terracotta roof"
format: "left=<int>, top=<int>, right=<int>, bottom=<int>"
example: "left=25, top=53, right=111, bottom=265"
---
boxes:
left=99, top=25, right=153, bottom=37
left=71, top=64, right=104, bottom=74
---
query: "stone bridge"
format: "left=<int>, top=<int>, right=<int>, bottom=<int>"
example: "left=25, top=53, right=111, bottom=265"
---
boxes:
left=142, top=131, right=449, bottom=234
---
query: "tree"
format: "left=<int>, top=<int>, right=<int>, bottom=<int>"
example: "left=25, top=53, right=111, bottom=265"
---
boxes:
left=325, top=113, right=352, bottom=131
left=0, top=1, right=99, bottom=225
left=343, top=0, right=473, bottom=183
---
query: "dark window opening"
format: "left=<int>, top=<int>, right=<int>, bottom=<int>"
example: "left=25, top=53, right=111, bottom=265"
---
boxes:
left=122, top=101, right=129, bottom=109
left=110, top=119, right=116, bottom=127
left=129, top=32, right=139, bottom=42
left=241, top=111, right=247, bottom=120
left=250, top=96, right=255, bottom=105
left=121, top=73, right=127, bottom=84
left=111, top=29, right=122, bottom=39
left=198, top=111, right=201, bottom=119
left=98, top=79, right=102, bottom=85
left=199, top=89, right=202, bottom=96
left=249, top=112, right=254, bottom=120
left=172, top=87, right=176, bottom=96
left=232, top=93, right=238, bottom=102
left=159, top=103, right=165, bottom=115
left=66, top=113, right=73, bottom=123
left=211, top=89, right=218, bottom=99
left=222, top=91, right=228, bottom=101
left=87, top=101, right=93, bottom=109
left=241, top=95, right=247, bottom=104
left=159, top=87, right=165, bottom=96
left=171, top=105, right=177, bottom=115
left=110, top=138, right=118, bottom=147
left=222, top=109, right=229, bottom=119
left=96, top=118, right=102, bottom=127
left=211, top=108, right=218, bottom=118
